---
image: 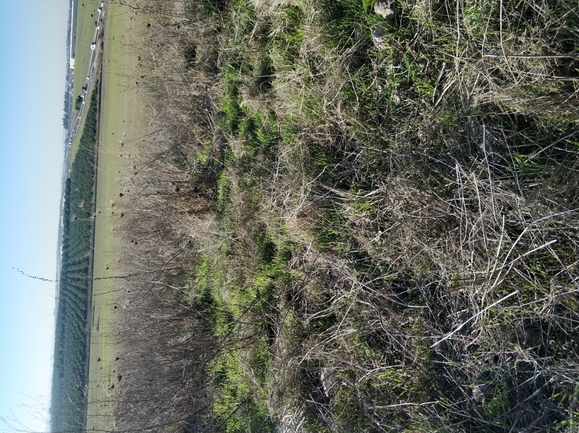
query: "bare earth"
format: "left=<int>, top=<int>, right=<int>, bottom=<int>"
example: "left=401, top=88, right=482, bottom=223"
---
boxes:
left=86, top=1, right=150, bottom=431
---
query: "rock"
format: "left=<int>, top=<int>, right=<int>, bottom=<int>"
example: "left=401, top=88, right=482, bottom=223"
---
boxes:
left=372, top=22, right=392, bottom=49
left=374, top=0, right=396, bottom=21
left=373, top=22, right=388, bottom=38
left=472, top=384, right=485, bottom=403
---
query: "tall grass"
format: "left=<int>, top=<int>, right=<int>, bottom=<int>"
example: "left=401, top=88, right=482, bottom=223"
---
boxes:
left=118, top=0, right=579, bottom=431
left=200, top=0, right=579, bottom=431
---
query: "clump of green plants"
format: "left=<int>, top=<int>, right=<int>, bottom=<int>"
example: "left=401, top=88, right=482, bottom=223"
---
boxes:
left=205, top=0, right=579, bottom=430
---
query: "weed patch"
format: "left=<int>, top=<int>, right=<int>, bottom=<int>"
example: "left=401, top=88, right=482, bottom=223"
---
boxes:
left=114, top=0, right=579, bottom=431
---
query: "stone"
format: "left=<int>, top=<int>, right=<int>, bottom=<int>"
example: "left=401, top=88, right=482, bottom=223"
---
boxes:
left=372, top=22, right=392, bottom=49
left=374, top=0, right=396, bottom=21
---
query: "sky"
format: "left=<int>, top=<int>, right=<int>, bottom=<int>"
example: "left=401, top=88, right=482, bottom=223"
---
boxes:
left=0, top=1, right=69, bottom=432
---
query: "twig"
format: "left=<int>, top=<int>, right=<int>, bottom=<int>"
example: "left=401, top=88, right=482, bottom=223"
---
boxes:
left=365, top=401, right=438, bottom=410
left=431, top=290, right=519, bottom=348
left=484, top=53, right=579, bottom=59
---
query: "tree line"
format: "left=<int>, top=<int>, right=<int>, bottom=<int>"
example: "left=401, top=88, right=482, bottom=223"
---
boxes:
left=51, top=85, right=99, bottom=433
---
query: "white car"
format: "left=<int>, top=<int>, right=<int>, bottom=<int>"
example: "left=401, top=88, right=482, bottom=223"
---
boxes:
left=91, top=42, right=96, bottom=50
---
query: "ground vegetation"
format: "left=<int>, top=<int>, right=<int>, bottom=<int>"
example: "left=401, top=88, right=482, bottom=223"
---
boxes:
left=60, top=0, right=579, bottom=432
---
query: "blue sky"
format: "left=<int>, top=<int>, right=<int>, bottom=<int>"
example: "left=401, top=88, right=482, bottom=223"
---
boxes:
left=0, top=1, right=68, bottom=432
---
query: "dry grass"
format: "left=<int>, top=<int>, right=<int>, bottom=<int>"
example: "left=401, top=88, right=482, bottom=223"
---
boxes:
left=204, top=0, right=579, bottom=431
left=98, top=0, right=579, bottom=432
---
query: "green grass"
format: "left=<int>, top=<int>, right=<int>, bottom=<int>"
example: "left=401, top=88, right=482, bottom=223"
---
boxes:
left=201, top=0, right=579, bottom=430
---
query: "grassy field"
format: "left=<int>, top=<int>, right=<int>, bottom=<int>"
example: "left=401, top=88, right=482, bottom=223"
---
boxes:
left=85, top=1, right=150, bottom=431
left=186, top=0, right=579, bottom=431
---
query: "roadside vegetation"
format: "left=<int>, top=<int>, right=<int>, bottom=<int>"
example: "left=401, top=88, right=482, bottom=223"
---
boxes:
left=51, top=86, right=99, bottom=433
left=73, top=0, right=579, bottom=432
